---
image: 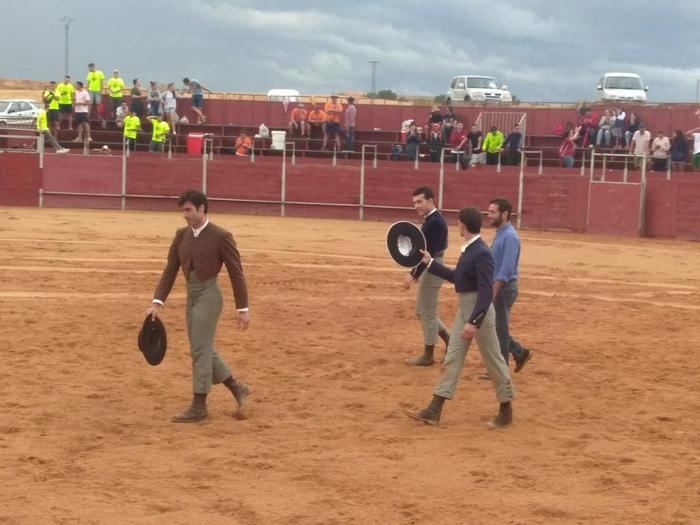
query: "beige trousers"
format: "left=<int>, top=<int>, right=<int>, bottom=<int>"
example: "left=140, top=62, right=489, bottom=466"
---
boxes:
left=433, top=292, right=515, bottom=402
left=187, top=272, right=232, bottom=394
left=415, top=255, right=447, bottom=345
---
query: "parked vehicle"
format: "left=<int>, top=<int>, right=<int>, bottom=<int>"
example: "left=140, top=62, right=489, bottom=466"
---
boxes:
left=267, top=89, right=300, bottom=102
left=0, top=99, right=41, bottom=127
left=597, top=73, right=648, bottom=102
left=446, top=75, right=512, bottom=104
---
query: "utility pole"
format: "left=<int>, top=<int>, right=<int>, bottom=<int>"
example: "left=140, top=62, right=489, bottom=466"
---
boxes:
left=696, top=76, right=700, bottom=104
left=369, top=60, right=380, bottom=95
left=60, top=17, right=75, bottom=77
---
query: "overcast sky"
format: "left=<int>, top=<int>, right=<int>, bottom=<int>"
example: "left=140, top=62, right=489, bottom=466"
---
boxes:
left=4, top=0, right=700, bottom=102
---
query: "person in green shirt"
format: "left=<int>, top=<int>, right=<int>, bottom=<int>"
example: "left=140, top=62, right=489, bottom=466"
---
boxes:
left=482, top=126, right=504, bottom=165
left=36, top=103, right=69, bottom=154
left=86, top=62, right=105, bottom=126
left=122, top=108, right=141, bottom=152
left=147, top=114, right=170, bottom=153
left=106, top=69, right=125, bottom=119
left=56, top=75, right=75, bottom=131
left=42, top=81, right=61, bottom=136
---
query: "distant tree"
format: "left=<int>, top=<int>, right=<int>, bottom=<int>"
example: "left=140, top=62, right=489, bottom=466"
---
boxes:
left=367, top=89, right=398, bottom=100
left=433, top=94, right=447, bottom=104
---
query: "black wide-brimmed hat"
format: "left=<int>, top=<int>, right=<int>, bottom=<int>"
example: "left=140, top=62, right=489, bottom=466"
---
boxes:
left=138, top=315, right=167, bottom=366
left=386, top=221, right=426, bottom=268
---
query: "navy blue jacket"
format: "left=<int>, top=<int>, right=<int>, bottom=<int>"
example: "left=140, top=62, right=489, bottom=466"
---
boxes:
left=411, top=209, right=448, bottom=279
left=427, top=237, right=494, bottom=327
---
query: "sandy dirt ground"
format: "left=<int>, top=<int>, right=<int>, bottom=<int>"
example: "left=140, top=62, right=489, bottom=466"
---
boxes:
left=0, top=207, right=698, bottom=525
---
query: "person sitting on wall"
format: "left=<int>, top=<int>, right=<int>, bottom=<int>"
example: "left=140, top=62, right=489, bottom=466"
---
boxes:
left=306, top=103, right=327, bottom=143
left=235, top=130, right=252, bottom=157
left=288, top=103, right=308, bottom=137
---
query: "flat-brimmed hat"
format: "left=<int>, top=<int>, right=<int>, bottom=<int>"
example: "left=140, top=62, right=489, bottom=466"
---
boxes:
left=138, top=315, right=168, bottom=366
left=386, top=221, right=427, bottom=268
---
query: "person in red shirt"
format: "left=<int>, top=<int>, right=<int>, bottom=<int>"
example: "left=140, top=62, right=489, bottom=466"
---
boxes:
left=559, top=126, right=581, bottom=168
left=288, top=103, right=308, bottom=137
left=449, top=122, right=469, bottom=169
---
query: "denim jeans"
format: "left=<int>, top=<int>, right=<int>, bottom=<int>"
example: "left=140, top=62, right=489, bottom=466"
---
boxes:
left=494, top=280, right=524, bottom=364
left=345, top=126, right=355, bottom=151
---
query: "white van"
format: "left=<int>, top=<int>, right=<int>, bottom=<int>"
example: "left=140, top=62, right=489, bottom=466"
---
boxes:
left=446, top=75, right=512, bottom=104
left=597, top=73, right=648, bottom=102
left=267, top=89, right=300, bottom=102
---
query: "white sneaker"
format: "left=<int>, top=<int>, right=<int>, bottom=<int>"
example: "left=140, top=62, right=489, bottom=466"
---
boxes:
left=57, top=148, right=70, bottom=154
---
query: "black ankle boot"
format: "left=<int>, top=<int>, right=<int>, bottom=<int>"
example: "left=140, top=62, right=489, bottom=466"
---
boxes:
left=491, top=401, right=513, bottom=428
left=406, top=345, right=435, bottom=366
left=172, top=393, right=208, bottom=423
left=223, top=376, right=251, bottom=419
left=406, top=395, right=445, bottom=425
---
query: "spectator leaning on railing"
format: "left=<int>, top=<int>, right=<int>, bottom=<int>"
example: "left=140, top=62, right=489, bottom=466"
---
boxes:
left=651, top=131, right=670, bottom=172
left=482, top=126, right=504, bottom=165
left=502, top=124, right=522, bottom=165
left=670, top=129, right=688, bottom=172
left=629, top=123, right=651, bottom=168
left=147, top=114, right=170, bottom=153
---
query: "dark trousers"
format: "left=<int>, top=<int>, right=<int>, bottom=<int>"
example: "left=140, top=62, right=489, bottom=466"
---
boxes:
left=486, top=151, right=500, bottom=165
left=494, top=280, right=524, bottom=364
left=652, top=157, right=668, bottom=171
left=504, top=150, right=520, bottom=165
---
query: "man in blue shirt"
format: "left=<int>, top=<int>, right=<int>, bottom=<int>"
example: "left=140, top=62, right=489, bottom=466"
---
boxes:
left=405, top=207, right=515, bottom=427
left=487, top=198, right=533, bottom=371
left=404, top=186, right=450, bottom=365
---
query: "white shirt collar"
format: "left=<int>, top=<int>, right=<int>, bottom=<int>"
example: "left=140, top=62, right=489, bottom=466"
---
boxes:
left=424, top=207, right=438, bottom=219
left=460, top=234, right=481, bottom=252
left=192, top=219, right=209, bottom=238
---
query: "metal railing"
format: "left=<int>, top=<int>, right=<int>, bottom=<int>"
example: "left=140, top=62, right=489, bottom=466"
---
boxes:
left=521, top=150, right=543, bottom=174
left=474, top=111, right=527, bottom=145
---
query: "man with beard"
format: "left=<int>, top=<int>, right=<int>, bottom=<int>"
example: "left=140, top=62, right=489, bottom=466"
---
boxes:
left=486, top=198, right=533, bottom=371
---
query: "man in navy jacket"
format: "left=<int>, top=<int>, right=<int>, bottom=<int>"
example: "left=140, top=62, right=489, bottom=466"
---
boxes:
left=406, top=207, right=515, bottom=427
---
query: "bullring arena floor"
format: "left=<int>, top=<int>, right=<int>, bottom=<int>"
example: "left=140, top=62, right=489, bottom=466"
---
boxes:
left=0, top=207, right=698, bottom=525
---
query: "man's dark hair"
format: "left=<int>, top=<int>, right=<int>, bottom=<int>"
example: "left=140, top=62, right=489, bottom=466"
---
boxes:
left=458, top=207, right=482, bottom=234
left=412, top=186, right=434, bottom=201
left=178, top=189, right=208, bottom=213
left=88, top=62, right=95, bottom=67
left=183, top=77, right=190, bottom=83
left=76, top=81, right=84, bottom=88
left=489, top=197, right=513, bottom=219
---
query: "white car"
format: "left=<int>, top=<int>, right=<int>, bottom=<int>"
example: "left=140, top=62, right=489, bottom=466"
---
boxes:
left=446, top=75, right=512, bottom=103
left=597, top=73, right=648, bottom=102
left=0, top=99, right=41, bottom=126
left=267, top=89, right=300, bottom=102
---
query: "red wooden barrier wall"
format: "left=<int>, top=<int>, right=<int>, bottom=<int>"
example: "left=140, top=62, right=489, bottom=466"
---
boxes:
left=0, top=152, right=40, bottom=206
left=1, top=152, right=700, bottom=240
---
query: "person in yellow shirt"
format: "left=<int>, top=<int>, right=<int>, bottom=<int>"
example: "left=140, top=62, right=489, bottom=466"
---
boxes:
left=42, top=81, right=61, bottom=136
left=106, top=69, right=125, bottom=119
left=36, top=103, right=69, bottom=154
left=122, top=108, right=141, bottom=152
left=322, top=95, right=343, bottom=151
left=86, top=62, right=105, bottom=126
left=56, top=75, right=75, bottom=131
left=482, top=126, right=505, bottom=165
left=235, top=130, right=252, bottom=156
left=147, top=114, right=170, bottom=153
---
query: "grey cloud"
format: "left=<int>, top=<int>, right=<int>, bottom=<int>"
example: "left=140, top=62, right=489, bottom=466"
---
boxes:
left=2, top=0, right=698, bottom=102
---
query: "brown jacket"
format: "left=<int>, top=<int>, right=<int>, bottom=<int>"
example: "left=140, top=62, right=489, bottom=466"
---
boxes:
left=154, top=222, right=248, bottom=309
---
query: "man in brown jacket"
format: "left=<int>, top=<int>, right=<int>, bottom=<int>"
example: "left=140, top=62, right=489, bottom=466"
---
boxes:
left=146, top=189, right=251, bottom=423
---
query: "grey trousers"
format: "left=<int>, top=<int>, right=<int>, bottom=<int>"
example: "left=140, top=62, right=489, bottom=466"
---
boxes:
left=41, top=130, right=62, bottom=150
left=187, top=272, right=232, bottom=394
left=415, top=256, right=447, bottom=345
left=434, top=292, right=515, bottom=402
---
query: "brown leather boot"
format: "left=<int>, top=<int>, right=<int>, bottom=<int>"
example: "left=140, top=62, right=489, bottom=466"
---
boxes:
left=224, top=376, right=251, bottom=420
left=405, top=395, right=445, bottom=425
left=406, top=345, right=435, bottom=366
left=172, top=393, right=208, bottom=423
left=489, top=401, right=513, bottom=428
